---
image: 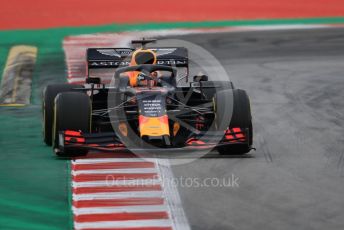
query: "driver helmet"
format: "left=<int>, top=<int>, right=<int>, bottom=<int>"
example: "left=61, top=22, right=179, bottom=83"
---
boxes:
left=128, top=49, right=157, bottom=87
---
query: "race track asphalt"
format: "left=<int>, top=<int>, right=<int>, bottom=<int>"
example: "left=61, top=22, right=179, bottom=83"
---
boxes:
left=165, top=28, right=344, bottom=230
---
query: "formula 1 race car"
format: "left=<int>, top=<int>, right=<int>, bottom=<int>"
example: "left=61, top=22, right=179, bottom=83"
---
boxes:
left=42, top=39, right=253, bottom=156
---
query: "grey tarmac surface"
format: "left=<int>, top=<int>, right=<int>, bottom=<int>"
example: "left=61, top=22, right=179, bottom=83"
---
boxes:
left=165, top=28, right=344, bottom=230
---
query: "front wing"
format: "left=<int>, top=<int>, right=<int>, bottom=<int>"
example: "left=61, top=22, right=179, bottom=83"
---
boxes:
left=57, top=128, right=250, bottom=153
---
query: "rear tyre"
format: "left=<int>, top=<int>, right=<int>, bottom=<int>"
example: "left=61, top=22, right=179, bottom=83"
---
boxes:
left=42, top=84, right=83, bottom=146
left=53, top=92, right=91, bottom=157
left=215, top=89, right=253, bottom=155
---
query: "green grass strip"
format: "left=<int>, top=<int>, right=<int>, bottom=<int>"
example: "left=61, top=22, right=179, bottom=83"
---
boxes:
left=1, top=17, right=344, bottom=46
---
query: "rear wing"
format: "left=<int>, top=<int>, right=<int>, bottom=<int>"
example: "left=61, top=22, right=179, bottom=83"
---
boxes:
left=86, top=47, right=188, bottom=84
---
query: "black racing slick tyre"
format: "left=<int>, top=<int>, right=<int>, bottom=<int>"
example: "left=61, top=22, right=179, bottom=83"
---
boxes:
left=42, top=84, right=83, bottom=146
left=53, top=92, right=91, bottom=157
left=215, top=89, right=253, bottom=155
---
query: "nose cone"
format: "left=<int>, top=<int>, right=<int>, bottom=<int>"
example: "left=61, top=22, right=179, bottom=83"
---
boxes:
left=139, top=115, right=170, bottom=137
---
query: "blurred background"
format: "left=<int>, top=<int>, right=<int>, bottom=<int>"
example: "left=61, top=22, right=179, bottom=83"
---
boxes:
left=1, top=0, right=344, bottom=30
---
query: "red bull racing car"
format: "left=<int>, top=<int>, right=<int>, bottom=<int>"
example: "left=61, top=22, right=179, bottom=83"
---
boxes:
left=42, top=39, right=253, bottom=156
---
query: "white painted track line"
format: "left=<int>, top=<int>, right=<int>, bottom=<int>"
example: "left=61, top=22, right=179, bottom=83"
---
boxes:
left=156, top=159, right=191, bottom=230
left=73, top=191, right=164, bottom=201
left=72, top=158, right=147, bottom=164
left=73, top=205, right=169, bottom=215
left=73, top=179, right=161, bottom=188
left=72, top=168, right=157, bottom=175
left=74, top=219, right=172, bottom=229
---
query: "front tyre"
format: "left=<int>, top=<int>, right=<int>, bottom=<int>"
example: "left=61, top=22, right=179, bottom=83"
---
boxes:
left=53, top=92, right=91, bottom=157
left=42, top=84, right=83, bottom=146
left=215, top=89, right=253, bottom=155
